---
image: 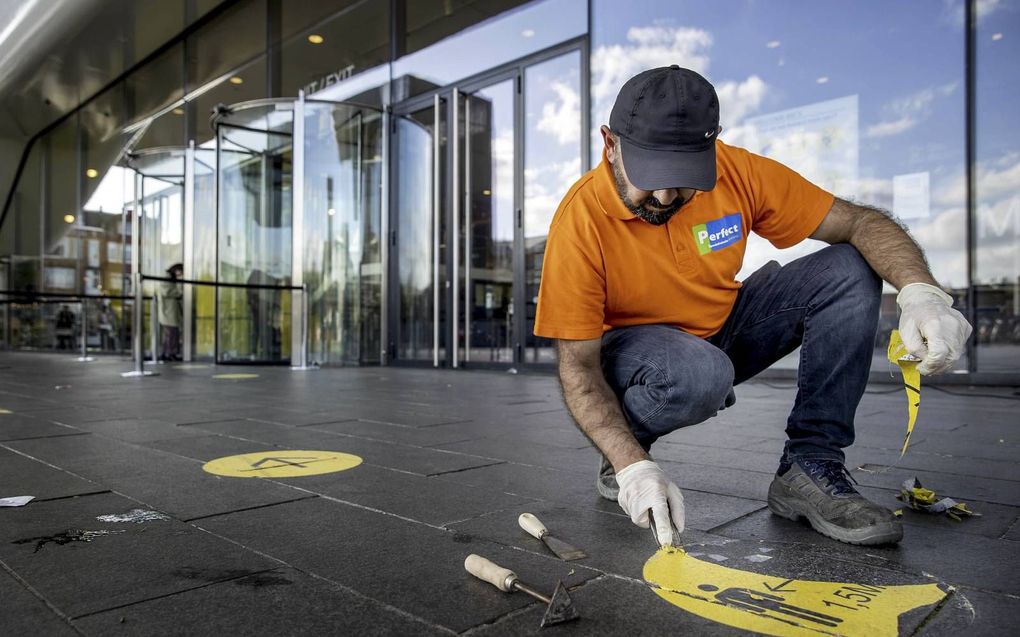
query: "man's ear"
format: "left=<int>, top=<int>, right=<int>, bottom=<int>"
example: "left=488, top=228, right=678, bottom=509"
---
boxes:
left=600, top=125, right=618, bottom=162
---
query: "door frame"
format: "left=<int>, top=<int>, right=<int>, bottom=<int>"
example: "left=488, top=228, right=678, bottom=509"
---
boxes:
left=387, top=36, right=590, bottom=370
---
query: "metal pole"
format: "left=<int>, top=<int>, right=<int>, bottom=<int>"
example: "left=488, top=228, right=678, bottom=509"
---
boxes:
left=290, top=93, right=316, bottom=371
left=464, top=96, right=472, bottom=364
left=183, top=141, right=195, bottom=362
left=380, top=107, right=390, bottom=365
left=150, top=294, right=158, bottom=365
left=76, top=299, right=94, bottom=361
left=452, top=88, right=460, bottom=369
left=122, top=171, right=156, bottom=377
left=433, top=93, right=441, bottom=368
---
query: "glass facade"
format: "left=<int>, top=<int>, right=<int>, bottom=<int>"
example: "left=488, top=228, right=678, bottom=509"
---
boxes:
left=0, top=0, right=1014, bottom=379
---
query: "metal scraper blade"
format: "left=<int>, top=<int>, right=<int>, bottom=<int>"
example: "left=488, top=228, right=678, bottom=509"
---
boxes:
left=540, top=581, right=580, bottom=628
left=542, top=533, right=587, bottom=561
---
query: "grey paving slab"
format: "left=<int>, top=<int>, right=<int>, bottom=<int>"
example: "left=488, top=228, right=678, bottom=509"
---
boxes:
left=468, top=574, right=751, bottom=637
left=196, top=497, right=597, bottom=633
left=0, top=412, right=83, bottom=441
left=1002, top=518, right=1020, bottom=541
left=306, top=418, right=485, bottom=447
left=67, top=417, right=216, bottom=444
left=855, top=485, right=1020, bottom=540
left=919, top=585, right=1020, bottom=636
left=142, top=433, right=274, bottom=462
left=711, top=507, right=1020, bottom=595
left=72, top=567, right=450, bottom=636
left=6, top=434, right=312, bottom=521
left=276, top=464, right=536, bottom=527
left=188, top=419, right=501, bottom=477
left=15, top=406, right=112, bottom=425
left=0, top=446, right=105, bottom=501
left=0, top=569, right=79, bottom=636
left=0, top=491, right=277, bottom=619
left=431, top=438, right=599, bottom=471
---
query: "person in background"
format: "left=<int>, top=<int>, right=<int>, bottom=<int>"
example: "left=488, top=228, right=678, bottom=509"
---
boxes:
left=159, top=263, right=184, bottom=361
left=55, top=304, right=75, bottom=350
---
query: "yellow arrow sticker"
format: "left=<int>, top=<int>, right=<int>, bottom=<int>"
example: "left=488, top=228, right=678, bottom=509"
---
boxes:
left=645, top=548, right=945, bottom=636
left=886, top=330, right=921, bottom=457
left=203, top=450, right=363, bottom=478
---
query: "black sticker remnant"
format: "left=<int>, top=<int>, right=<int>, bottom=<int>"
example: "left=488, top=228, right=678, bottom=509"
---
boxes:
left=12, top=529, right=125, bottom=553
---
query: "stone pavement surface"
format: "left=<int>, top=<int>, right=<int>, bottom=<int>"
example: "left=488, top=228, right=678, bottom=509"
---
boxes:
left=0, top=352, right=1017, bottom=636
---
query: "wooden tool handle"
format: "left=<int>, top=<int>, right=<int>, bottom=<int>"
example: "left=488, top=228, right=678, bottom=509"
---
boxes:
left=518, top=513, right=548, bottom=540
left=465, top=554, right=516, bottom=592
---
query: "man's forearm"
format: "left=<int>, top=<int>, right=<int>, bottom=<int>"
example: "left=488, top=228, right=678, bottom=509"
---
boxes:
left=558, top=359, right=648, bottom=471
left=847, top=203, right=938, bottom=290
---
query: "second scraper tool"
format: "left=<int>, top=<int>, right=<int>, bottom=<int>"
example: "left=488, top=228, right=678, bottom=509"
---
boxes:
left=518, top=513, right=587, bottom=561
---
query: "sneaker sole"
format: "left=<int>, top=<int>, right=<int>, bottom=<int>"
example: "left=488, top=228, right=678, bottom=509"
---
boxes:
left=768, top=491, right=903, bottom=546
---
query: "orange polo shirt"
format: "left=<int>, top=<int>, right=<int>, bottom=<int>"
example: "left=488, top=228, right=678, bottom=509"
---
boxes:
left=533, top=140, right=834, bottom=341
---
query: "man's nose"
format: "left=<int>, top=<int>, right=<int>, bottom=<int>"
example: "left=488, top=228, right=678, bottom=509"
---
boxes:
left=652, top=189, right=679, bottom=205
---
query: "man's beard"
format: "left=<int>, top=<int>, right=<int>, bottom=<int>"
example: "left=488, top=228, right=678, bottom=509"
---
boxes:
left=611, top=158, right=686, bottom=226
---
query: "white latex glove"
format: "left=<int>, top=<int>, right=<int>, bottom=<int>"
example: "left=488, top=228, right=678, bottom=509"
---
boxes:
left=616, top=459, right=685, bottom=546
left=896, top=282, right=973, bottom=376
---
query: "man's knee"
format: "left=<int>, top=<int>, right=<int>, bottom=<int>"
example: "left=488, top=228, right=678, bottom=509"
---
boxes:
left=820, top=244, right=881, bottom=299
left=635, top=346, right=735, bottom=435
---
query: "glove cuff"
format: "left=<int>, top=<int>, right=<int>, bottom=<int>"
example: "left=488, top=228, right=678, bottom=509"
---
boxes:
left=897, top=282, right=953, bottom=309
left=616, top=459, right=659, bottom=485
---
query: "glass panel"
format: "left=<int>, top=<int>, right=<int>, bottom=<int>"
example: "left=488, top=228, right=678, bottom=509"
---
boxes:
left=43, top=116, right=80, bottom=296
left=395, top=103, right=444, bottom=362
left=592, top=0, right=967, bottom=372
left=124, top=43, right=185, bottom=126
left=525, top=51, right=582, bottom=365
left=187, top=0, right=267, bottom=91
left=192, top=56, right=269, bottom=147
left=465, top=79, right=515, bottom=363
left=216, top=104, right=293, bottom=363
left=191, top=147, right=218, bottom=359
left=303, top=102, right=385, bottom=365
left=280, top=0, right=390, bottom=100
left=975, top=0, right=1020, bottom=373
left=393, top=0, right=586, bottom=101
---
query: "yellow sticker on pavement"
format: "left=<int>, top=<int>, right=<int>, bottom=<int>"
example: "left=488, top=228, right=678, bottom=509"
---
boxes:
left=644, top=548, right=945, bottom=636
left=886, top=330, right=921, bottom=457
left=212, top=373, right=260, bottom=380
left=203, top=450, right=362, bottom=478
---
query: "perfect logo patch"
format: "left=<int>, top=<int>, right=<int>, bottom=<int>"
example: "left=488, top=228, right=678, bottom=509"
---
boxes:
left=693, top=213, right=744, bottom=255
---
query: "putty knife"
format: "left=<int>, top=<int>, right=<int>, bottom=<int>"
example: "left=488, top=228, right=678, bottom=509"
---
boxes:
left=518, top=513, right=587, bottom=561
left=464, top=554, right=580, bottom=628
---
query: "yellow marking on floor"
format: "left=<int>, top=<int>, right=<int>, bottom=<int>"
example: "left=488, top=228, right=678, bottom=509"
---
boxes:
left=887, top=330, right=921, bottom=457
left=212, top=373, right=260, bottom=380
left=644, top=548, right=945, bottom=636
left=0, top=408, right=12, bottom=414
left=202, top=450, right=362, bottom=478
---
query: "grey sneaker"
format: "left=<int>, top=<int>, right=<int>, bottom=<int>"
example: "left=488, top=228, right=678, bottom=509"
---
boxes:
left=596, top=455, right=619, bottom=501
left=768, top=458, right=903, bottom=546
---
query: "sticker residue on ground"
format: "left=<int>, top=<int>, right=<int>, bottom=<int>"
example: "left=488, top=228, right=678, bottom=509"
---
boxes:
left=97, top=509, right=171, bottom=523
left=644, top=547, right=946, bottom=636
left=202, top=450, right=363, bottom=478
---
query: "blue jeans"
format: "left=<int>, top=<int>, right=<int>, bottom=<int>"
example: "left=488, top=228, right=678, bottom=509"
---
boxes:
left=600, top=244, right=881, bottom=465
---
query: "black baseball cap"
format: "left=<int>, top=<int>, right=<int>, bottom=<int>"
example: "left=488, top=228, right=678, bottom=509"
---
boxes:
left=609, top=65, right=720, bottom=192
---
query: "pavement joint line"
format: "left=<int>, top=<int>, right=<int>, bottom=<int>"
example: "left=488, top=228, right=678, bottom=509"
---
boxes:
left=457, top=598, right=545, bottom=635
left=292, top=418, right=360, bottom=428
left=189, top=520, right=459, bottom=635
left=0, top=555, right=88, bottom=636
left=66, top=567, right=282, bottom=621
left=31, top=490, right=113, bottom=503
left=181, top=495, right=322, bottom=523
left=998, top=515, right=1020, bottom=540
left=426, top=461, right=508, bottom=477
left=703, top=504, right=770, bottom=535
left=908, top=586, right=957, bottom=636
left=0, top=431, right=90, bottom=442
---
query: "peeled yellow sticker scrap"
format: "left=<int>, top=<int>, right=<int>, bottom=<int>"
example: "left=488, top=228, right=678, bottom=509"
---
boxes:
left=886, top=330, right=921, bottom=457
left=644, top=547, right=946, bottom=637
